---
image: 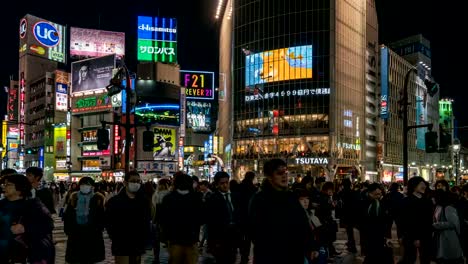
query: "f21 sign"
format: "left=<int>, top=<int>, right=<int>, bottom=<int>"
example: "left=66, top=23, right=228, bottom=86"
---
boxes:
left=180, top=70, right=215, bottom=100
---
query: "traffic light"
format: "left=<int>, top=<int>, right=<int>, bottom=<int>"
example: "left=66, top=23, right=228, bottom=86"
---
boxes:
left=425, top=131, right=438, bottom=153
left=424, top=79, right=439, bottom=97
left=143, top=131, right=154, bottom=152
left=97, top=128, right=110, bottom=150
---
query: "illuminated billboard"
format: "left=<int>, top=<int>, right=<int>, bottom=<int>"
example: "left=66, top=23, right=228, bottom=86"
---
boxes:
left=72, top=94, right=111, bottom=113
left=19, top=14, right=66, bottom=63
left=7, top=82, right=18, bottom=121
left=137, top=16, right=177, bottom=63
left=55, top=70, right=69, bottom=112
left=70, top=27, right=125, bottom=59
left=135, top=103, right=180, bottom=126
left=180, top=70, right=215, bottom=100
left=416, top=94, right=427, bottom=150
left=71, top=54, right=115, bottom=94
left=54, top=126, right=67, bottom=157
left=245, top=45, right=312, bottom=86
left=153, top=127, right=177, bottom=160
left=380, top=47, right=389, bottom=119
left=187, top=101, right=212, bottom=132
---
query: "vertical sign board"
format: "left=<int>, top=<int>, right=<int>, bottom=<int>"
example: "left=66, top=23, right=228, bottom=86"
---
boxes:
left=137, top=16, right=177, bottom=63
left=380, top=47, right=389, bottom=119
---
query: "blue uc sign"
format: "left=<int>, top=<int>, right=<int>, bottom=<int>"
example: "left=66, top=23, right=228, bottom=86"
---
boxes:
left=33, top=21, right=60, bottom=47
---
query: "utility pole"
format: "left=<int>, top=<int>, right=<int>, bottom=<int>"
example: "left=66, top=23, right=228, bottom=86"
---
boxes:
left=403, top=68, right=417, bottom=186
left=124, top=66, right=132, bottom=175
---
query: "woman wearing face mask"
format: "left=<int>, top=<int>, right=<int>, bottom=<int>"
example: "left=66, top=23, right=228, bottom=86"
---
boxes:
left=64, top=177, right=106, bottom=264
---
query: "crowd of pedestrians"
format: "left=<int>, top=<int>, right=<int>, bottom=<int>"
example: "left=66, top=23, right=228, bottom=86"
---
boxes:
left=0, top=160, right=467, bottom=264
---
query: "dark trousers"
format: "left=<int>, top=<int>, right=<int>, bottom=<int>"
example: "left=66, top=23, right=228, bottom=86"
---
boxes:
left=211, top=240, right=237, bottom=264
left=239, top=232, right=251, bottom=263
left=400, top=238, right=431, bottom=264
left=345, top=225, right=356, bottom=249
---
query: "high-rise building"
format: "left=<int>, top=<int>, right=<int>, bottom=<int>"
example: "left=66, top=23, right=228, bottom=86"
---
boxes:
left=219, top=0, right=369, bottom=179
left=17, top=14, right=68, bottom=179
left=379, top=45, right=440, bottom=182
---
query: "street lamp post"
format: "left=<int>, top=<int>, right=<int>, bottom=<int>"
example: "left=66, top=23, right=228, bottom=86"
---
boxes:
left=453, top=138, right=461, bottom=185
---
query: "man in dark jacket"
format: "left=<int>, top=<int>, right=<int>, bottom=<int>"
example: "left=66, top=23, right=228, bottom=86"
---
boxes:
left=383, top=182, right=404, bottom=239
left=249, top=159, right=318, bottom=264
left=26, top=167, right=55, bottom=214
left=206, top=171, right=242, bottom=264
left=160, top=173, right=203, bottom=264
left=358, top=183, right=392, bottom=264
left=106, top=171, right=151, bottom=264
left=337, top=178, right=359, bottom=253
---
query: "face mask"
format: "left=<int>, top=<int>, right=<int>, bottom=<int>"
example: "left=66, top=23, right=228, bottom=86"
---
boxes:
left=80, top=185, right=92, bottom=194
left=128, top=183, right=141, bottom=193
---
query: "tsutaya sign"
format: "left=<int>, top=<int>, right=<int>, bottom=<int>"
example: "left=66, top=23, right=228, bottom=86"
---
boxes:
left=295, top=157, right=329, bottom=165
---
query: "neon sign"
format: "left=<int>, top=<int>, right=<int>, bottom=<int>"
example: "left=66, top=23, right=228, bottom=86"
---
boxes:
left=180, top=70, right=215, bottom=100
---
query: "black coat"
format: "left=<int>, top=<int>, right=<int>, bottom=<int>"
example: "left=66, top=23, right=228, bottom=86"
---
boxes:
left=249, top=181, right=316, bottom=264
left=64, top=192, right=106, bottom=263
left=36, top=188, right=56, bottom=214
left=400, top=194, right=434, bottom=242
left=105, top=190, right=151, bottom=256
left=159, top=190, right=203, bottom=245
left=0, top=198, right=55, bottom=263
left=206, top=191, right=242, bottom=242
left=237, top=181, right=258, bottom=228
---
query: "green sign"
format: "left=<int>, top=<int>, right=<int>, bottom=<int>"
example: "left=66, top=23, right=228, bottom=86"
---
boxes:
left=73, top=94, right=111, bottom=113
left=137, top=39, right=177, bottom=62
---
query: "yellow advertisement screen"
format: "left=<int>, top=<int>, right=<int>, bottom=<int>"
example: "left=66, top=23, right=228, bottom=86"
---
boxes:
left=153, top=127, right=176, bottom=160
left=245, top=45, right=312, bottom=86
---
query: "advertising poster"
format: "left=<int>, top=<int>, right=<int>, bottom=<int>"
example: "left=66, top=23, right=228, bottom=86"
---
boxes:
left=153, top=127, right=177, bottom=160
left=55, top=83, right=68, bottom=111
left=186, top=100, right=212, bottom=132
left=416, top=94, right=427, bottom=150
left=245, top=45, right=312, bottom=86
left=71, top=54, right=115, bottom=94
left=19, top=14, right=66, bottom=63
left=7, top=82, right=18, bottom=121
left=54, top=126, right=67, bottom=157
left=137, top=16, right=177, bottom=62
left=70, top=27, right=125, bottom=59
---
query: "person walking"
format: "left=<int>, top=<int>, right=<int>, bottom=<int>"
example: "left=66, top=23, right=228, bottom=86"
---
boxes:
left=160, top=173, right=203, bottom=264
left=383, top=182, right=404, bottom=240
left=206, top=171, right=242, bottom=264
left=64, top=177, right=106, bottom=264
left=106, top=171, right=151, bottom=264
left=26, top=167, right=56, bottom=214
left=238, top=171, right=258, bottom=264
left=249, top=159, right=318, bottom=264
left=0, top=173, right=55, bottom=264
left=432, top=189, right=464, bottom=264
left=400, top=176, right=433, bottom=264
left=357, top=183, right=393, bottom=264
left=151, top=178, right=171, bottom=264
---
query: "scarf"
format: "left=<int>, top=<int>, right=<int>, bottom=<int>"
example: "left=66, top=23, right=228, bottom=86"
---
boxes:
left=76, top=191, right=93, bottom=225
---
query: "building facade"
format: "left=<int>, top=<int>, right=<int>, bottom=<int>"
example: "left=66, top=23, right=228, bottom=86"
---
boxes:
left=379, top=45, right=440, bottom=182
left=226, top=0, right=367, bottom=179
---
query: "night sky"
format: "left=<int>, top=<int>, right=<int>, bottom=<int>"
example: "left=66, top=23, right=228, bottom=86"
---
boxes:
left=0, top=0, right=465, bottom=141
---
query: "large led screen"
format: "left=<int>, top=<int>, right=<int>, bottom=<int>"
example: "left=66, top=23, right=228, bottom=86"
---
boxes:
left=135, top=102, right=180, bottom=127
left=71, top=54, right=115, bottom=94
left=187, top=101, right=212, bottom=132
left=70, top=27, right=125, bottom=59
left=245, top=45, right=312, bottom=86
left=180, top=70, right=215, bottom=100
left=19, top=14, right=66, bottom=63
left=153, top=127, right=177, bottom=160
